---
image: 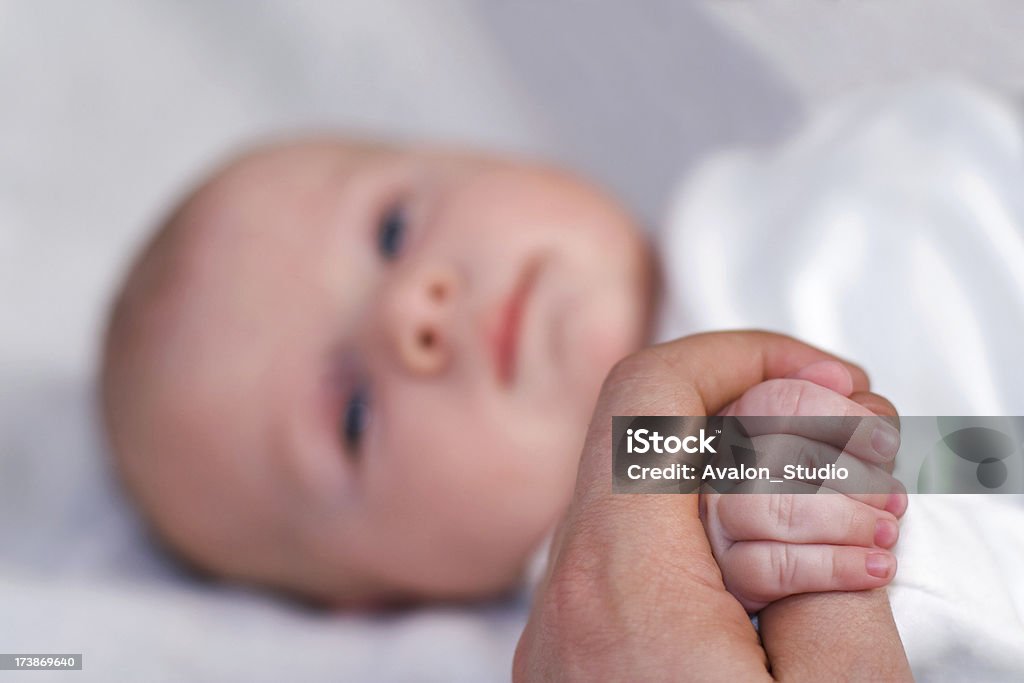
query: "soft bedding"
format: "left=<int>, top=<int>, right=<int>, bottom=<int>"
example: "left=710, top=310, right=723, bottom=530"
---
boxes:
left=4, top=3, right=1023, bottom=681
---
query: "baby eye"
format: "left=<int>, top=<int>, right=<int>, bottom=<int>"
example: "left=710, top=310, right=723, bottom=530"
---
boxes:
left=342, top=386, right=371, bottom=458
left=377, top=205, right=406, bottom=261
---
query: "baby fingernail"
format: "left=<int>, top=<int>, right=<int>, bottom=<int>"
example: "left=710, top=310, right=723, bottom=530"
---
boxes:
left=886, top=490, right=908, bottom=517
left=874, top=519, right=899, bottom=548
left=866, top=552, right=895, bottom=579
left=871, top=425, right=900, bottom=460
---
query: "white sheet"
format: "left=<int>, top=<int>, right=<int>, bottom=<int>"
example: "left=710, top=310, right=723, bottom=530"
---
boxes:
left=660, top=81, right=1024, bottom=680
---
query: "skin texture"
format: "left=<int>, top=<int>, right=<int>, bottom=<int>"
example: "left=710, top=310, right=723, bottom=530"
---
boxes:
left=102, top=139, right=654, bottom=604
left=704, top=361, right=908, bottom=612
left=514, top=331, right=912, bottom=681
left=103, top=141, right=911, bottom=676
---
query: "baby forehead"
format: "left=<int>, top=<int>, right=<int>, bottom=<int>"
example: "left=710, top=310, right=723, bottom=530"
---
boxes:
left=174, top=141, right=466, bottom=255
left=192, top=138, right=483, bottom=204
left=177, top=139, right=581, bottom=245
left=186, top=145, right=370, bottom=224
left=167, top=153, right=364, bottom=272
left=170, top=145, right=465, bottom=274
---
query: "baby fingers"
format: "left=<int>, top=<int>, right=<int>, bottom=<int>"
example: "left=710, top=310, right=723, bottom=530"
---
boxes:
left=716, top=493, right=900, bottom=548
left=748, top=433, right=907, bottom=514
left=726, top=379, right=902, bottom=466
left=722, top=541, right=898, bottom=613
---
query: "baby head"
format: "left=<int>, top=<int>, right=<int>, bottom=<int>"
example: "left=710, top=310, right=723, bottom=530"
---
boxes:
left=101, top=138, right=653, bottom=605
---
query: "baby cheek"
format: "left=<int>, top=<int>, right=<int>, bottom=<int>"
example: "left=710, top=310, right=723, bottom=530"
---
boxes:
left=357, top=461, right=538, bottom=597
left=403, top=427, right=560, bottom=531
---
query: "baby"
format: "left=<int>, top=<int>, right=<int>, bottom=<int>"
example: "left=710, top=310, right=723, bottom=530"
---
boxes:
left=101, top=138, right=903, bottom=609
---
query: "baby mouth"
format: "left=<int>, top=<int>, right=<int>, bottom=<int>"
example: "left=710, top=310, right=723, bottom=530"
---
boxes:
left=492, top=256, right=544, bottom=386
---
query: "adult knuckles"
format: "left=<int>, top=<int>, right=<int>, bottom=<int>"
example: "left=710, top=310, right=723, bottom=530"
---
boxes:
left=604, top=348, right=672, bottom=389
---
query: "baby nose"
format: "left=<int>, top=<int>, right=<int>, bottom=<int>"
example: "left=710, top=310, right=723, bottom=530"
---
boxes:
left=391, top=266, right=459, bottom=376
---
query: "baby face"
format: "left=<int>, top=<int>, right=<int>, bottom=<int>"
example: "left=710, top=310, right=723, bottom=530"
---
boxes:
left=103, top=140, right=653, bottom=604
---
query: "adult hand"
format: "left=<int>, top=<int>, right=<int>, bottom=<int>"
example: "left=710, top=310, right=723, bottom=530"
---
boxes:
left=513, top=331, right=911, bottom=681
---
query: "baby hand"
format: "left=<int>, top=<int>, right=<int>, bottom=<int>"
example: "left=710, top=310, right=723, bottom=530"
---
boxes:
left=701, top=360, right=907, bottom=613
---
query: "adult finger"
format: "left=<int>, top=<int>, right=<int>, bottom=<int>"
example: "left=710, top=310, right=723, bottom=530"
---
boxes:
left=848, top=391, right=907, bottom=515
left=850, top=391, right=901, bottom=431
left=519, top=332, right=880, bottom=682
left=575, top=332, right=878, bottom=505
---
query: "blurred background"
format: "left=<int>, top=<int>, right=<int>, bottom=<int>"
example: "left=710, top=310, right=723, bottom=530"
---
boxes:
left=2, top=2, right=1023, bottom=681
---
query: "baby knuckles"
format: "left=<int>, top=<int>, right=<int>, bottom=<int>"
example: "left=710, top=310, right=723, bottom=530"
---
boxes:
left=726, top=541, right=898, bottom=612
left=735, top=378, right=862, bottom=418
left=715, top=494, right=899, bottom=549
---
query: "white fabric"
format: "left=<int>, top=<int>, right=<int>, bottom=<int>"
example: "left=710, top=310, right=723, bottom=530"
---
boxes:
left=660, top=81, right=1024, bottom=681
left=0, top=3, right=543, bottom=681
left=4, top=2, right=1022, bottom=677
